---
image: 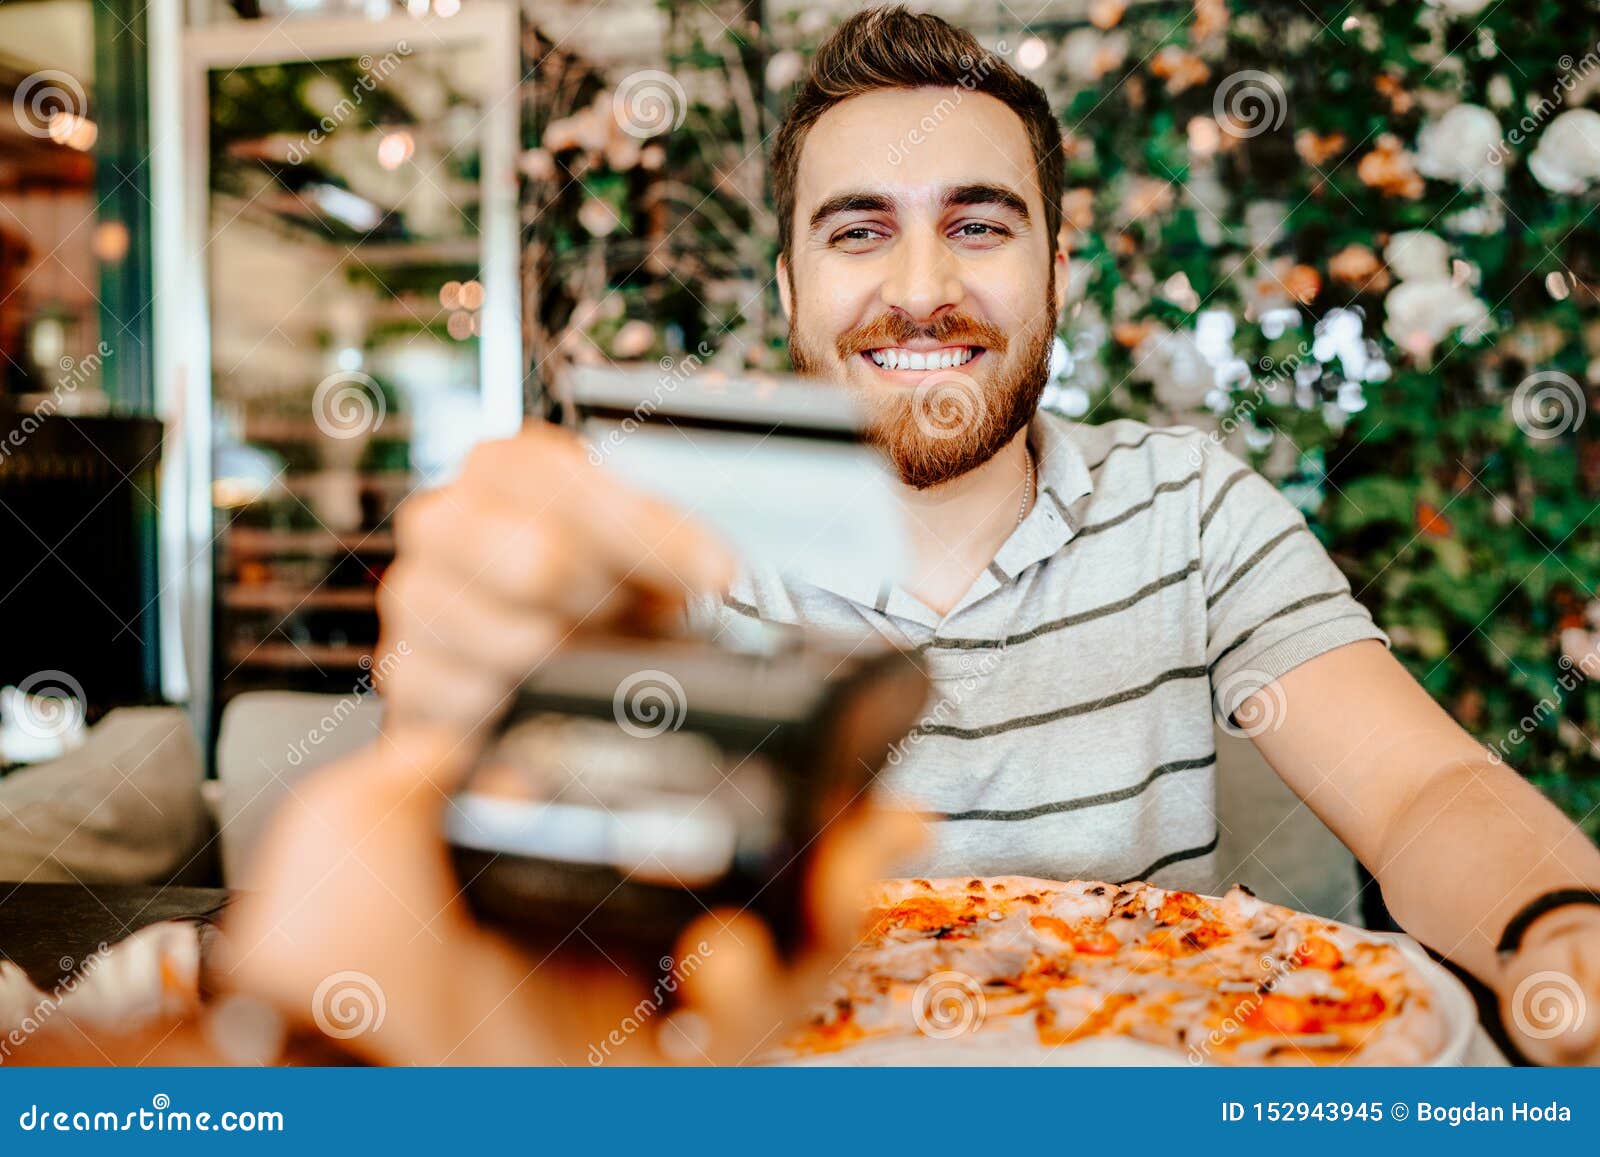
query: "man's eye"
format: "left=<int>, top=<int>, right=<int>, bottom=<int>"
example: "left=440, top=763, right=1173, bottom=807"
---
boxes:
left=833, top=227, right=884, bottom=244
left=953, top=222, right=1009, bottom=239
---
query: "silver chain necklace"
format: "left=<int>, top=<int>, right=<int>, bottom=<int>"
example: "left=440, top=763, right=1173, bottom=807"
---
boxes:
left=1016, top=448, right=1035, bottom=525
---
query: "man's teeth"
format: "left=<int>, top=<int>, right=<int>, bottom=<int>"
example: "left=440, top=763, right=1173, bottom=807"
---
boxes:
left=867, top=347, right=976, bottom=371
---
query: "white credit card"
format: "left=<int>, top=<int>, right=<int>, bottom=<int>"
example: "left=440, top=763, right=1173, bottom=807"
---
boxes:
left=571, top=365, right=908, bottom=591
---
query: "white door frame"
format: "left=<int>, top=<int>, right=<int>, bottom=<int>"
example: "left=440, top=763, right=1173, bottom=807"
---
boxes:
left=150, top=2, right=523, bottom=741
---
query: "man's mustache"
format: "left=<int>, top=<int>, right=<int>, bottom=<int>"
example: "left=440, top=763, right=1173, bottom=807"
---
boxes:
left=834, top=312, right=1009, bottom=361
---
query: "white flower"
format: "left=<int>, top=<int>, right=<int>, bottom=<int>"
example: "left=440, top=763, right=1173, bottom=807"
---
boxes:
left=1529, top=109, right=1600, bottom=193
left=1423, top=0, right=1494, bottom=16
left=1132, top=327, right=1216, bottom=409
left=1384, top=231, right=1451, bottom=282
left=1416, top=104, right=1505, bottom=189
left=765, top=50, right=804, bottom=92
left=1383, top=279, right=1492, bottom=359
left=1561, top=627, right=1598, bottom=672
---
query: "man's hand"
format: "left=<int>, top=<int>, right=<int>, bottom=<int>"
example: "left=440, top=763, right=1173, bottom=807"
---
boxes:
left=219, top=725, right=924, bottom=1066
left=1496, top=906, right=1600, bottom=1065
left=378, top=422, right=738, bottom=731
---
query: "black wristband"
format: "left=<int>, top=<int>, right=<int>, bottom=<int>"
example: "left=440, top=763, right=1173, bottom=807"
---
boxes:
left=1495, top=888, right=1600, bottom=958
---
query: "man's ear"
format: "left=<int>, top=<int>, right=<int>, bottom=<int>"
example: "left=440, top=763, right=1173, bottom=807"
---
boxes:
left=776, top=252, right=793, bottom=322
left=1052, top=246, right=1070, bottom=323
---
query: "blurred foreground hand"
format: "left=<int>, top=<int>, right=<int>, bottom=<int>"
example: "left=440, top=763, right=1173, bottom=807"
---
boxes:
left=218, top=724, right=923, bottom=1066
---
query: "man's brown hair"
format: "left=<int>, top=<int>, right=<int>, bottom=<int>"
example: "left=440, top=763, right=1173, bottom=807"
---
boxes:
left=770, top=5, right=1064, bottom=266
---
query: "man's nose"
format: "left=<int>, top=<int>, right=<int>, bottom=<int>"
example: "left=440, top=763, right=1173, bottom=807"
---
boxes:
left=879, top=229, right=964, bottom=322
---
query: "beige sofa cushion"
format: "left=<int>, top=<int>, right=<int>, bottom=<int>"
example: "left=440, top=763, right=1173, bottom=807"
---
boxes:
left=0, top=707, right=211, bottom=885
left=214, top=691, right=384, bottom=885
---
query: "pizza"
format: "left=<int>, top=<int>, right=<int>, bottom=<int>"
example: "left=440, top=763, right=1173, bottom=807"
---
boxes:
left=770, top=876, right=1459, bottom=1066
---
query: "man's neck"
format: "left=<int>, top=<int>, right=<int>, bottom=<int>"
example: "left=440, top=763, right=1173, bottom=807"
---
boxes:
left=896, top=428, right=1032, bottom=618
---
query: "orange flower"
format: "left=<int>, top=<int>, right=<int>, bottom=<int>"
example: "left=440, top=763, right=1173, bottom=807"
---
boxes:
left=1328, top=244, right=1390, bottom=293
left=1061, top=187, right=1096, bottom=232
left=1192, top=0, right=1229, bottom=43
left=1150, top=46, right=1211, bottom=94
left=1416, top=501, right=1454, bottom=537
left=1295, top=129, right=1347, bottom=167
left=1375, top=72, right=1414, bottom=115
left=1120, top=177, right=1176, bottom=221
left=1358, top=135, right=1425, bottom=199
left=1285, top=264, right=1322, bottom=304
left=1113, top=320, right=1157, bottom=348
left=1088, top=0, right=1126, bottom=29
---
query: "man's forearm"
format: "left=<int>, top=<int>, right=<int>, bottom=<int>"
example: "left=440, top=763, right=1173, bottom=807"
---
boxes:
left=1371, top=756, right=1600, bottom=983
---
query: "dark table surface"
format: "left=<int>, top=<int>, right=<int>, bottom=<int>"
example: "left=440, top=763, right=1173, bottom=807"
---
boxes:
left=0, top=883, right=230, bottom=990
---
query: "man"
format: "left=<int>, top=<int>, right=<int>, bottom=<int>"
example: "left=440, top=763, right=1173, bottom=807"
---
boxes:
left=381, top=7, right=1600, bottom=1063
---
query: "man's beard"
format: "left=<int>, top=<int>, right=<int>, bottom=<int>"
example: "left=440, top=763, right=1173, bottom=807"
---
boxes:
left=788, top=275, right=1055, bottom=490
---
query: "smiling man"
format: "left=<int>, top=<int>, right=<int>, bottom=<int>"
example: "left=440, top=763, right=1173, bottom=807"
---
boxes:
left=380, top=6, right=1600, bottom=1063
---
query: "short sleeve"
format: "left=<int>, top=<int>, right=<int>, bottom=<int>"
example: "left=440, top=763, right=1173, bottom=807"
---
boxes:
left=1194, top=439, right=1389, bottom=725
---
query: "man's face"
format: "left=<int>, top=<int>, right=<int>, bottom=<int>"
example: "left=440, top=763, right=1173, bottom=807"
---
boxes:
left=781, top=87, right=1066, bottom=489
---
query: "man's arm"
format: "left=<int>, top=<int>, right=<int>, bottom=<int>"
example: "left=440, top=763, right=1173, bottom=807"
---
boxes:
left=1244, top=638, right=1600, bottom=1063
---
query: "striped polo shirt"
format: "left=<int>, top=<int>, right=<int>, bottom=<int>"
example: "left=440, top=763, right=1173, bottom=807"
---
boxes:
left=689, top=408, right=1389, bottom=892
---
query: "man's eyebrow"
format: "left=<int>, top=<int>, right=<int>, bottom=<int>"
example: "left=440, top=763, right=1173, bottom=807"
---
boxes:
left=808, top=191, right=897, bottom=232
left=941, top=182, right=1030, bottom=219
